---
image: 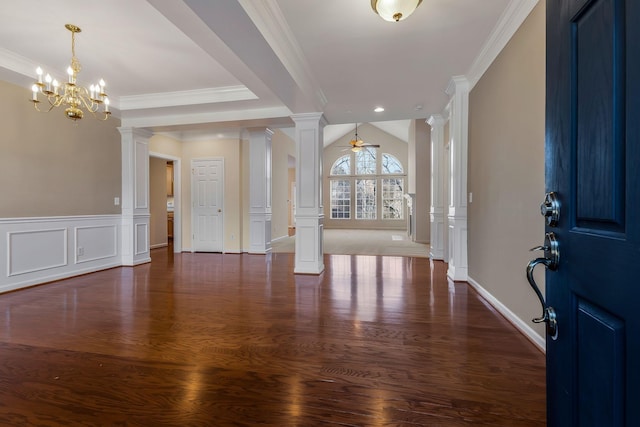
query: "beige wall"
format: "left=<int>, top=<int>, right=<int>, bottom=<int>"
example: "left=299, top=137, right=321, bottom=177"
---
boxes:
left=149, top=134, right=182, bottom=159
left=271, top=130, right=296, bottom=240
left=413, top=120, right=431, bottom=243
left=323, top=123, right=408, bottom=230
left=149, top=157, right=168, bottom=247
left=0, top=80, right=121, bottom=217
left=467, top=1, right=546, bottom=338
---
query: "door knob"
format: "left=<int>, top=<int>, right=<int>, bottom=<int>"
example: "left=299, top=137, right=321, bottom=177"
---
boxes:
left=540, top=191, right=560, bottom=227
left=526, top=232, right=559, bottom=339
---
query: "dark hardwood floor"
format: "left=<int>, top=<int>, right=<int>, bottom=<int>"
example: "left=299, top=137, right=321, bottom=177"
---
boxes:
left=0, top=249, right=546, bottom=426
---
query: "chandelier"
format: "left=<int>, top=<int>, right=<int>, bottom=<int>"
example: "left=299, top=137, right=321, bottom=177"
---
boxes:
left=371, top=0, right=423, bottom=22
left=30, top=24, right=110, bottom=121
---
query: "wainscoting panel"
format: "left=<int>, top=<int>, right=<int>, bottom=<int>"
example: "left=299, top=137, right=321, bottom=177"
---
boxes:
left=135, top=222, right=148, bottom=255
left=0, top=215, right=122, bottom=293
left=8, top=228, right=67, bottom=276
left=75, top=225, right=118, bottom=264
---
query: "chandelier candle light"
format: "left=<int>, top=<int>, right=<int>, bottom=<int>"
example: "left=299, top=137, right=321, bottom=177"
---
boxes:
left=30, top=24, right=110, bottom=121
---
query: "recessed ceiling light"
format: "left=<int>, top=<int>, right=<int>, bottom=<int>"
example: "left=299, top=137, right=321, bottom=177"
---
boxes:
left=374, top=106, right=385, bottom=112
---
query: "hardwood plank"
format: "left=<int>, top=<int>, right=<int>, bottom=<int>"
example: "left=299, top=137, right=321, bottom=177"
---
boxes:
left=0, top=249, right=545, bottom=426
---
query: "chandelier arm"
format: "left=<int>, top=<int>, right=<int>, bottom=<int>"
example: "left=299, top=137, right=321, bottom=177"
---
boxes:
left=77, top=87, right=99, bottom=113
left=77, top=92, right=110, bottom=121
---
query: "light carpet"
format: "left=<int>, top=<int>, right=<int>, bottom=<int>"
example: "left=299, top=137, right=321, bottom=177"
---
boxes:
left=271, top=229, right=430, bottom=258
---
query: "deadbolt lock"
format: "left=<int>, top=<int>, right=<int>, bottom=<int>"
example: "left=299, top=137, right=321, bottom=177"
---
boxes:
left=540, top=192, right=560, bottom=227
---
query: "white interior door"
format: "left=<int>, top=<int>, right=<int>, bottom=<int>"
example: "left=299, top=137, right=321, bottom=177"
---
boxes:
left=191, top=159, right=223, bottom=252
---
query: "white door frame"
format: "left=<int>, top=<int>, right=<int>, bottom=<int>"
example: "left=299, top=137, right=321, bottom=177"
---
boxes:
left=149, top=151, right=182, bottom=253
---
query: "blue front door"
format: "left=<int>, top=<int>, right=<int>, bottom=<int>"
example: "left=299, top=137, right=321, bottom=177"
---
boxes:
left=546, top=0, right=640, bottom=425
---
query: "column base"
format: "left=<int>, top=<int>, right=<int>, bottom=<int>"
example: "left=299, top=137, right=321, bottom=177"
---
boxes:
left=447, top=214, right=468, bottom=281
left=249, top=213, right=272, bottom=254
left=294, top=215, right=324, bottom=275
left=121, top=213, right=151, bottom=266
left=430, top=210, right=445, bottom=260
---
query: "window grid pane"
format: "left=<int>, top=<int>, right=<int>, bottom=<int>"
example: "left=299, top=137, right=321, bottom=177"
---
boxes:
left=382, top=178, right=404, bottom=219
left=356, top=179, right=376, bottom=219
left=330, top=180, right=351, bottom=219
left=356, top=149, right=376, bottom=175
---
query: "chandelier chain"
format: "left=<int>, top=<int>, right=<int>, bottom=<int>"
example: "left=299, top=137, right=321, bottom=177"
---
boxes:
left=70, top=30, right=81, bottom=74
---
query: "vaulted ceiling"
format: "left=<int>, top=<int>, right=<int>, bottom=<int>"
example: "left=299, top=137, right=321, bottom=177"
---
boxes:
left=0, top=0, right=535, bottom=144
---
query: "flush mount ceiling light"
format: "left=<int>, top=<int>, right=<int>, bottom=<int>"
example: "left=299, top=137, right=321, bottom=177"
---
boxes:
left=371, top=0, right=423, bottom=22
left=30, top=24, right=110, bottom=121
left=374, top=106, right=385, bottom=112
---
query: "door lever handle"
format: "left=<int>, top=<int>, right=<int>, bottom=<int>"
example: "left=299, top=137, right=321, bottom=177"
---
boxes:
left=525, top=232, right=559, bottom=340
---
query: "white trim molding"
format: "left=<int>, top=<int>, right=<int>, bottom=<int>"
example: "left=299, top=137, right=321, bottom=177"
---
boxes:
left=467, top=276, right=546, bottom=353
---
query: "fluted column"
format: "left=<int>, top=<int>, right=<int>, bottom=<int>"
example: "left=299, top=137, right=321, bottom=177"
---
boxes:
left=119, top=127, right=153, bottom=266
left=291, top=113, right=326, bottom=275
left=248, top=128, right=274, bottom=254
left=428, top=114, right=446, bottom=260
left=445, top=76, right=470, bottom=281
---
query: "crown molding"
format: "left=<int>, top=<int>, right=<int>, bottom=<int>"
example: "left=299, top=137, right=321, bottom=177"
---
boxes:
left=120, top=105, right=292, bottom=129
left=466, top=0, right=540, bottom=90
left=0, top=47, right=38, bottom=78
left=117, top=86, right=258, bottom=111
left=238, top=0, right=327, bottom=111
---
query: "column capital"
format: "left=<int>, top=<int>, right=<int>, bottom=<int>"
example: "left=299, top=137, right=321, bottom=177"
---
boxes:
left=247, top=127, right=275, bottom=137
left=446, top=75, right=470, bottom=97
left=291, top=112, right=327, bottom=128
left=117, top=127, right=154, bottom=140
left=427, top=114, right=446, bottom=127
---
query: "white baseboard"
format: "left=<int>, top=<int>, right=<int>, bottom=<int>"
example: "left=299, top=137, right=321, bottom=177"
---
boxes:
left=271, top=235, right=290, bottom=243
left=467, top=276, right=546, bottom=353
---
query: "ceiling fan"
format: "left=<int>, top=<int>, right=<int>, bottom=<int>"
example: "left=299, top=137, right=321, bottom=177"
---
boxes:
left=344, top=123, right=380, bottom=152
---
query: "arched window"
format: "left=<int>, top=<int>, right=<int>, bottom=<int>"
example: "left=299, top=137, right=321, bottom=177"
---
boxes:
left=381, top=153, right=403, bottom=174
left=331, top=155, right=350, bottom=175
left=329, top=150, right=405, bottom=221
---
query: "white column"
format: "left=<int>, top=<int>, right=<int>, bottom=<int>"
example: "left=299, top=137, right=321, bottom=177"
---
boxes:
left=427, top=114, right=446, bottom=260
left=291, top=113, right=326, bottom=275
left=445, top=76, right=470, bottom=281
left=119, top=127, right=153, bottom=266
left=248, top=128, right=273, bottom=254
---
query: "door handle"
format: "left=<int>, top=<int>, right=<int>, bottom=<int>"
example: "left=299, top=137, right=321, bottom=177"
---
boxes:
left=526, top=232, right=559, bottom=340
